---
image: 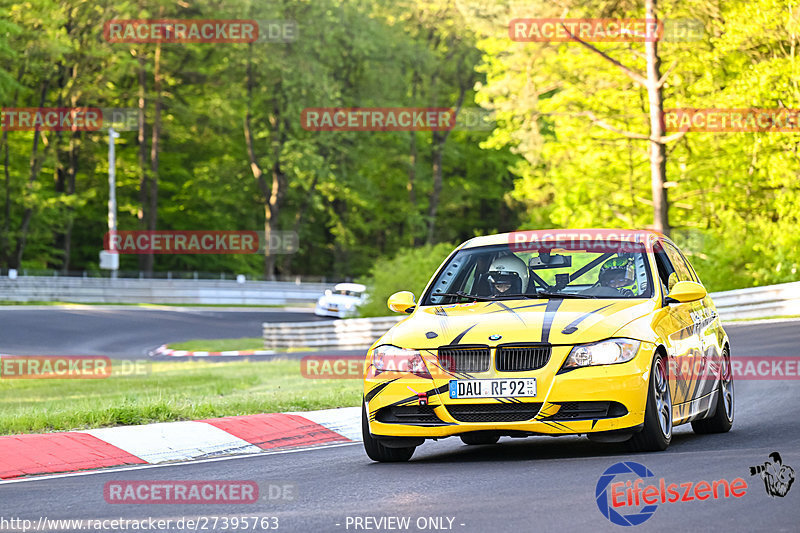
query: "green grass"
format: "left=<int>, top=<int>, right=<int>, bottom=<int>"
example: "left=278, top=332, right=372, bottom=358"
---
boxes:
left=0, top=359, right=360, bottom=435
left=169, top=337, right=266, bottom=351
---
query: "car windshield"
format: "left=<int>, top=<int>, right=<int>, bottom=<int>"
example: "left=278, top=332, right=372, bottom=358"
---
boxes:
left=334, top=290, right=361, bottom=297
left=422, top=244, right=653, bottom=305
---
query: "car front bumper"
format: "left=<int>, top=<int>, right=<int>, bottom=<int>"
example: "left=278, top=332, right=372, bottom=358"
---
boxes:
left=364, top=343, right=656, bottom=438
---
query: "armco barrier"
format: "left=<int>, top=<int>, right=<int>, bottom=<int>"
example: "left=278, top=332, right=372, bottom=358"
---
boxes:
left=263, top=281, right=800, bottom=350
left=710, top=280, right=800, bottom=321
left=0, top=276, right=328, bottom=305
left=263, top=316, right=404, bottom=350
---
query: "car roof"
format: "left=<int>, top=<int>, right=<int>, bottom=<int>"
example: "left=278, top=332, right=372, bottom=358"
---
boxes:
left=458, top=229, right=666, bottom=250
left=333, top=282, right=366, bottom=292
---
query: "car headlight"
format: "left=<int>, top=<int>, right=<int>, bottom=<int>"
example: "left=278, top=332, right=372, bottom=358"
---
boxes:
left=372, top=345, right=431, bottom=379
left=561, top=338, right=641, bottom=370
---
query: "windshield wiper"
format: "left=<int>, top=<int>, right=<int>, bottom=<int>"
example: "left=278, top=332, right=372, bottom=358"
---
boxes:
left=492, top=293, right=542, bottom=300
left=536, top=290, right=596, bottom=299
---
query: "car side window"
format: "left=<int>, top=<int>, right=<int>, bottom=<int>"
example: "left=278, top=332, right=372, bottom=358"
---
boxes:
left=652, top=242, right=676, bottom=293
left=677, top=249, right=701, bottom=283
left=662, top=242, right=694, bottom=283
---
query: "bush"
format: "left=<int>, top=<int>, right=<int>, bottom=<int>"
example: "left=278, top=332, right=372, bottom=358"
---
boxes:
left=358, top=242, right=456, bottom=318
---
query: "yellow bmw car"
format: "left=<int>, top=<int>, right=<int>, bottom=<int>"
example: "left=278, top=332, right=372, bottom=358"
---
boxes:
left=362, top=229, right=733, bottom=461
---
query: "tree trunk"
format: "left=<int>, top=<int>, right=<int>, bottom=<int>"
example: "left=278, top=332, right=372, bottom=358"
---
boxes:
left=426, top=136, right=445, bottom=244
left=61, top=128, right=79, bottom=272
left=137, top=51, right=151, bottom=275
left=645, top=0, right=669, bottom=236
left=243, top=45, right=276, bottom=281
left=1, top=128, right=9, bottom=268
left=426, top=79, right=468, bottom=245
left=149, top=40, right=162, bottom=265
left=13, top=80, right=50, bottom=268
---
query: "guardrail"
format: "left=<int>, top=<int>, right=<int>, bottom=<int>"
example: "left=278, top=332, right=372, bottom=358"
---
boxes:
left=710, top=281, right=800, bottom=321
left=0, top=276, right=329, bottom=305
left=263, top=281, right=800, bottom=350
left=263, top=316, right=404, bottom=350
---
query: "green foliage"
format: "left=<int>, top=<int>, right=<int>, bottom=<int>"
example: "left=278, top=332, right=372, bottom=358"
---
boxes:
left=358, top=241, right=455, bottom=317
left=468, top=0, right=800, bottom=292
left=0, top=0, right=796, bottom=292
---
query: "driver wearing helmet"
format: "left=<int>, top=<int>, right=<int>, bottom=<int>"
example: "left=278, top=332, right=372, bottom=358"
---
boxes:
left=582, top=257, right=636, bottom=297
left=485, top=254, right=529, bottom=296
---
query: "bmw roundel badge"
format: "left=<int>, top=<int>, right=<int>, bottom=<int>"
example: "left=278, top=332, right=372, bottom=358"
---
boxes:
left=489, top=334, right=502, bottom=341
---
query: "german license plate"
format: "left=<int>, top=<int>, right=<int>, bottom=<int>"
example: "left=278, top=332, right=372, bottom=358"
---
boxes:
left=449, top=378, right=536, bottom=399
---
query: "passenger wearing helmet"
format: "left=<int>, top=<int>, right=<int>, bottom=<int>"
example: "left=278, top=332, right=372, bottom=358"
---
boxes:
left=582, top=257, right=636, bottom=297
left=485, top=254, right=529, bottom=296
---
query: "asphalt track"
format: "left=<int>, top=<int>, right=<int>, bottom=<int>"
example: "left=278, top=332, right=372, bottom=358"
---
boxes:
left=0, top=318, right=798, bottom=532
left=0, top=306, right=322, bottom=358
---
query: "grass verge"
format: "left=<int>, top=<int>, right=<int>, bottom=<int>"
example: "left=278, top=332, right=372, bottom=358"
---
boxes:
left=168, top=337, right=266, bottom=351
left=0, top=359, right=360, bottom=435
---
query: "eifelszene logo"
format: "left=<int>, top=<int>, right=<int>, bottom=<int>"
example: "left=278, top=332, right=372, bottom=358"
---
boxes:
left=749, top=452, right=795, bottom=498
left=595, top=461, right=748, bottom=526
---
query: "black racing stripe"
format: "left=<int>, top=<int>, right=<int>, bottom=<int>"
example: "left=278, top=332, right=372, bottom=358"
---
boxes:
left=561, top=303, right=615, bottom=334
left=541, top=420, right=572, bottom=431
left=488, top=302, right=548, bottom=313
left=450, top=323, right=477, bottom=345
left=486, top=301, right=526, bottom=324
left=540, top=299, right=563, bottom=342
left=535, top=407, right=558, bottom=420
left=364, top=379, right=397, bottom=402
left=389, top=383, right=450, bottom=408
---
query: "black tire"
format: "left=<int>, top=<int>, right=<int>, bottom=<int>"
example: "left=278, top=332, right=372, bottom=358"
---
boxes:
left=460, top=433, right=500, bottom=445
left=361, top=404, right=416, bottom=462
left=692, top=348, right=734, bottom=434
left=629, top=352, right=672, bottom=452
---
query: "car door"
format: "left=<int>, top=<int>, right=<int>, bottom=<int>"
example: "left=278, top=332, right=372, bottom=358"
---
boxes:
left=664, top=242, right=724, bottom=406
left=661, top=240, right=720, bottom=416
left=650, top=240, right=698, bottom=424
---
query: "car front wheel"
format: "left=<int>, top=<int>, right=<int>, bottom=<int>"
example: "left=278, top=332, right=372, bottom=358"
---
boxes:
left=629, top=352, right=672, bottom=452
left=362, top=403, right=416, bottom=462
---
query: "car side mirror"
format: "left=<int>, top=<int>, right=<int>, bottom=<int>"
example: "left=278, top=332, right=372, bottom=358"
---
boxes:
left=665, top=281, right=707, bottom=304
left=388, top=291, right=416, bottom=314
left=324, top=289, right=332, bottom=296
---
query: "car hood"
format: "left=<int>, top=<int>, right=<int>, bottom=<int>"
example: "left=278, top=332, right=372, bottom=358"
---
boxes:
left=380, top=298, right=656, bottom=348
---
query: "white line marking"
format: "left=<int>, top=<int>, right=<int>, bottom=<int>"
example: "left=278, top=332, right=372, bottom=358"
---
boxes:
left=0, top=442, right=360, bottom=485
